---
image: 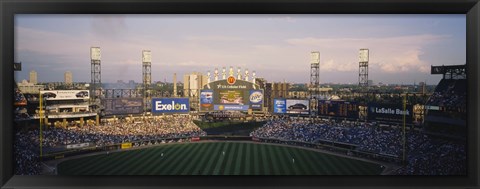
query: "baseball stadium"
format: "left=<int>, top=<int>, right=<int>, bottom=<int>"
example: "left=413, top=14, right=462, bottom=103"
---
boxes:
left=13, top=46, right=467, bottom=176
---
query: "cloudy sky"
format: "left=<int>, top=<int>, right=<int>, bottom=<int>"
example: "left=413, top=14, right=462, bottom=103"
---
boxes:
left=15, top=14, right=465, bottom=85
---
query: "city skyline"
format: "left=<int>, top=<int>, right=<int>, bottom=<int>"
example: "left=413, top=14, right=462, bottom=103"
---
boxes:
left=14, top=14, right=465, bottom=85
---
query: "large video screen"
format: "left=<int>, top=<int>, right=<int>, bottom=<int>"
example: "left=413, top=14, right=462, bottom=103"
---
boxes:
left=199, top=79, right=263, bottom=111
left=218, top=90, right=244, bottom=104
left=102, top=98, right=143, bottom=116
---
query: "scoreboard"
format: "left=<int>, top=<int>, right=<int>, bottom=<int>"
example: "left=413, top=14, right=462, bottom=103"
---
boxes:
left=103, top=98, right=144, bottom=116
left=318, top=100, right=359, bottom=119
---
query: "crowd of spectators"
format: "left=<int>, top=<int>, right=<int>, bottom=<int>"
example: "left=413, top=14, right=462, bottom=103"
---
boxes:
left=15, top=107, right=30, bottom=120
left=14, top=113, right=466, bottom=175
left=251, top=117, right=466, bottom=175
left=14, top=89, right=30, bottom=120
left=14, top=131, right=41, bottom=175
left=14, top=88, right=27, bottom=104
left=36, top=115, right=206, bottom=148
left=427, top=79, right=466, bottom=111
left=24, top=94, right=39, bottom=101
left=250, top=118, right=402, bottom=155
left=14, top=115, right=206, bottom=175
left=394, top=133, right=466, bottom=175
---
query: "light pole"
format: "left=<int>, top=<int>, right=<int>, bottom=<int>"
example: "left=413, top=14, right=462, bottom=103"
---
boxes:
left=38, top=90, right=44, bottom=158
left=402, top=93, right=407, bottom=165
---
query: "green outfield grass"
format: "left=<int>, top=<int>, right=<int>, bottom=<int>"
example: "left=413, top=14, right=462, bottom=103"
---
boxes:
left=57, top=142, right=384, bottom=175
left=193, top=120, right=266, bottom=135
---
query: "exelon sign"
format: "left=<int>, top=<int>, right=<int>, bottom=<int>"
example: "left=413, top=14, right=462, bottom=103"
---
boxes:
left=151, top=98, right=190, bottom=113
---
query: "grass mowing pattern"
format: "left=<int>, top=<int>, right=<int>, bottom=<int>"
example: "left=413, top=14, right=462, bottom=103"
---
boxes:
left=57, top=142, right=384, bottom=175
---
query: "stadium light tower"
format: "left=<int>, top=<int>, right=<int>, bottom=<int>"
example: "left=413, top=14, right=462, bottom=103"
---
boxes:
left=90, top=47, right=101, bottom=105
left=142, top=50, right=152, bottom=112
left=359, top=49, right=369, bottom=89
left=310, top=51, right=320, bottom=97
left=310, top=51, right=320, bottom=116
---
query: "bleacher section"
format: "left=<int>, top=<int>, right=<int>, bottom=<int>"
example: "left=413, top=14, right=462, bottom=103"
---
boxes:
left=424, top=78, right=466, bottom=134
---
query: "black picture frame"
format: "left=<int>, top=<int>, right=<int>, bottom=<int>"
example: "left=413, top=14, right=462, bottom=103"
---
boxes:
left=1, top=0, right=479, bottom=188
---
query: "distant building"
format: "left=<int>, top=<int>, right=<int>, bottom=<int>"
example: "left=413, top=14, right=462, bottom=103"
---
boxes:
left=64, top=71, right=73, bottom=85
left=264, top=82, right=290, bottom=112
left=367, top=80, right=373, bottom=86
left=183, top=72, right=208, bottom=111
left=29, top=70, right=37, bottom=84
left=183, top=72, right=208, bottom=97
left=128, top=80, right=136, bottom=89
left=419, top=82, right=426, bottom=94
left=288, top=91, right=309, bottom=99
left=17, top=79, right=45, bottom=94
left=17, top=80, right=45, bottom=94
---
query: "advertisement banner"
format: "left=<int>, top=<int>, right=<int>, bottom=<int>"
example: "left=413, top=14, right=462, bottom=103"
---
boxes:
left=41, top=90, right=89, bottom=100
left=214, top=105, right=249, bottom=111
left=200, top=90, right=214, bottom=111
left=273, top=99, right=287, bottom=114
left=249, top=90, right=263, bottom=110
left=152, top=98, right=190, bottom=114
left=66, top=143, right=89, bottom=149
left=368, top=103, right=413, bottom=123
left=121, top=143, right=132, bottom=149
left=103, top=98, right=144, bottom=116
left=286, top=99, right=310, bottom=115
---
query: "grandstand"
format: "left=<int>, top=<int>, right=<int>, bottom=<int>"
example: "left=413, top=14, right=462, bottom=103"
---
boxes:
left=424, top=64, right=467, bottom=134
left=12, top=58, right=467, bottom=176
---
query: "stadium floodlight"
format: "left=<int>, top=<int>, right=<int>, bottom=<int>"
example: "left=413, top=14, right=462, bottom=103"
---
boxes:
left=310, top=51, right=320, bottom=64
left=359, top=49, right=369, bottom=62
left=90, top=47, right=101, bottom=60
left=142, top=50, right=152, bottom=62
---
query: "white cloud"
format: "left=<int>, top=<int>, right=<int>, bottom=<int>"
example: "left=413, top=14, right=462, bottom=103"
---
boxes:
left=16, top=27, right=86, bottom=56
left=321, top=59, right=357, bottom=72
left=184, top=35, right=243, bottom=42
left=285, top=34, right=449, bottom=73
